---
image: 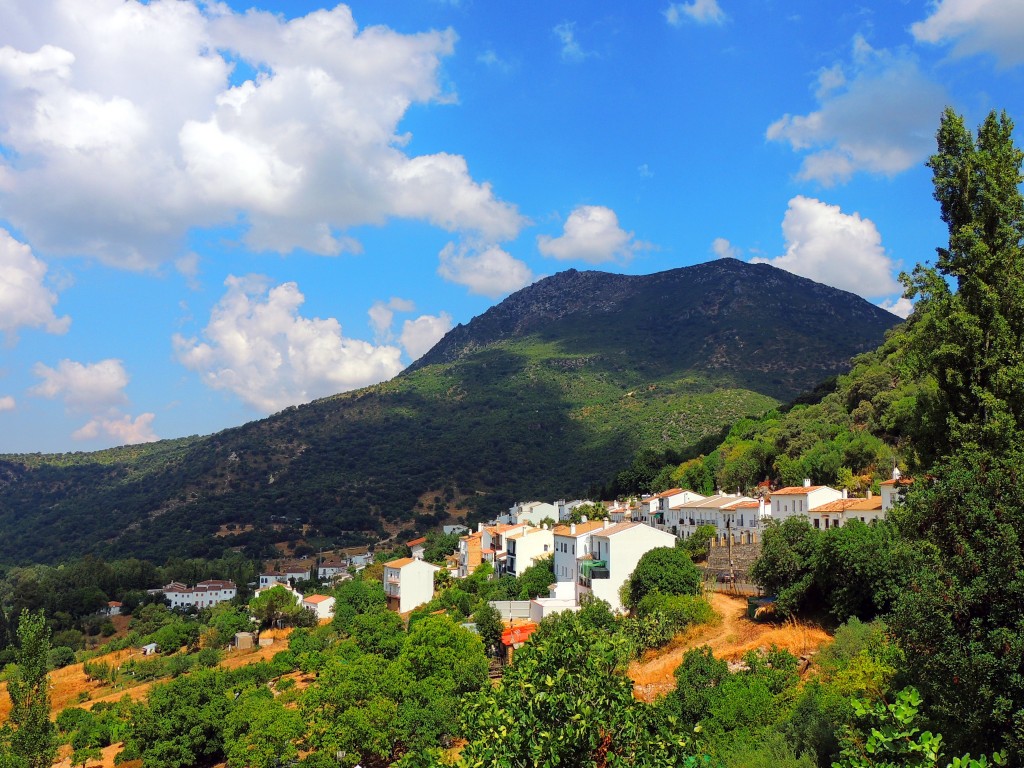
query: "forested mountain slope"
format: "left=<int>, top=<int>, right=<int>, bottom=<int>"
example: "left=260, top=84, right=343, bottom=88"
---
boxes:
left=0, top=259, right=897, bottom=564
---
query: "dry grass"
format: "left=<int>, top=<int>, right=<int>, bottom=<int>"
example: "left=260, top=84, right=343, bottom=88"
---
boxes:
left=628, top=592, right=832, bottom=702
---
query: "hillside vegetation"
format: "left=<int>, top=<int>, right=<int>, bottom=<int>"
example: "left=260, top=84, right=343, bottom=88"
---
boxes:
left=0, top=259, right=896, bottom=565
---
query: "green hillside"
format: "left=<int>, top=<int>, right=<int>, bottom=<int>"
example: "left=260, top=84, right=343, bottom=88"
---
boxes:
left=0, top=259, right=897, bottom=564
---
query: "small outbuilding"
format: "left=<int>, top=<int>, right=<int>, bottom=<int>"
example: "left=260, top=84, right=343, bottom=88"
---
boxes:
left=141, top=642, right=158, bottom=656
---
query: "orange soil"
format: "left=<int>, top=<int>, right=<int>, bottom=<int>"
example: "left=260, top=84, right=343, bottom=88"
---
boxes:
left=629, top=592, right=833, bottom=703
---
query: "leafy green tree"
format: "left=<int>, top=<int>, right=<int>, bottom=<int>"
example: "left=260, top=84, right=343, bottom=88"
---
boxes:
left=903, top=108, right=1024, bottom=459
left=4, top=611, right=57, bottom=768
left=516, top=554, right=555, bottom=599
left=750, top=517, right=821, bottom=617
left=567, top=502, right=609, bottom=523
left=834, top=687, right=1005, bottom=768
left=248, top=585, right=304, bottom=628
left=223, top=689, right=304, bottom=768
left=627, top=546, right=701, bottom=611
left=886, top=109, right=1024, bottom=761
left=681, top=524, right=717, bottom=563
left=459, top=611, right=696, bottom=766
left=472, top=603, right=503, bottom=655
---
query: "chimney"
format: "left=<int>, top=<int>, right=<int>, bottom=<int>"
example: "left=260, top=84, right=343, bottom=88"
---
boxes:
left=803, top=478, right=811, bottom=488
left=570, top=523, right=576, bottom=535
left=604, top=518, right=611, bottom=528
left=842, top=489, right=848, bottom=499
left=758, top=497, right=765, bottom=517
left=867, top=489, right=873, bottom=499
left=581, top=515, right=588, bottom=523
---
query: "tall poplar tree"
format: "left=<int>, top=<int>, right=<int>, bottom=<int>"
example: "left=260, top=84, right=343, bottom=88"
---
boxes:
left=2, top=611, right=56, bottom=768
left=892, top=109, right=1024, bottom=760
left=903, top=107, right=1024, bottom=458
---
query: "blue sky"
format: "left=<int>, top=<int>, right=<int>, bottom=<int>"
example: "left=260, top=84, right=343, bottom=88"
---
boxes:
left=0, top=0, right=1021, bottom=452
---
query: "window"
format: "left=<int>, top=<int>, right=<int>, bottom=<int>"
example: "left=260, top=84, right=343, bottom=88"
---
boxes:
left=814, top=519, right=820, bottom=529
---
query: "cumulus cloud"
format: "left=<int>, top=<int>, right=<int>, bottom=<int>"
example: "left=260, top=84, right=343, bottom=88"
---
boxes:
left=0, top=228, right=70, bottom=341
left=912, top=0, right=1024, bottom=67
left=537, top=205, right=648, bottom=264
left=767, top=37, right=948, bottom=185
left=72, top=412, right=157, bottom=444
left=711, top=237, right=741, bottom=259
left=29, top=357, right=156, bottom=444
left=0, top=396, right=14, bottom=411
left=400, top=312, right=453, bottom=360
left=437, top=241, right=535, bottom=297
left=0, top=2, right=524, bottom=268
left=368, top=297, right=416, bottom=343
left=31, top=358, right=130, bottom=412
left=173, top=275, right=404, bottom=413
left=665, top=0, right=727, bottom=26
left=751, top=196, right=901, bottom=299
left=878, top=296, right=914, bottom=319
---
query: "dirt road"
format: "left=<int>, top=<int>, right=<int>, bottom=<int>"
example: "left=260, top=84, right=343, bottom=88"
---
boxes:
left=629, top=592, right=832, bottom=702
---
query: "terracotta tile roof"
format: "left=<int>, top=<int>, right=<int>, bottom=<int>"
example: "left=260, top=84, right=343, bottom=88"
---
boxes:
left=813, top=497, right=883, bottom=512
left=593, top=522, right=643, bottom=537
left=880, top=478, right=914, bottom=486
left=773, top=486, right=826, bottom=495
left=406, top=536, right=427, bottom=546
left=304, top=594, right=333, bottom=603
left=385, top=557, right=416, bottom=568
left=552, top=520, right=607, bottom=536
left=653, top=487, right=683, bottom=499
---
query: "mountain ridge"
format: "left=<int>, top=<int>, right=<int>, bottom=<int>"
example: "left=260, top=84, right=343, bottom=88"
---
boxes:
left=0, top=259, right=899, bottom=564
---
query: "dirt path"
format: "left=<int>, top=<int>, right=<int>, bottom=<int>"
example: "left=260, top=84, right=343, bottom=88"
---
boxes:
left=629, top=592, right=832, bottom=702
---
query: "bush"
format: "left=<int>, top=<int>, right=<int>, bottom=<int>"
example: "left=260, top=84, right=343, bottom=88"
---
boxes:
left=636, top=593, right=715, bottom=633
left=48, top=646, right=77, bottom=669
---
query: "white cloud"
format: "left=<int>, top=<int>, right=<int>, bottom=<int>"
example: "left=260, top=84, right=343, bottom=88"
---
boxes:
left=400, top=312, right=453, bottom=360
left=29, top=357, right=155, bottom=444
left=0, top=395, right=14, bottom=411
left=665, top=0, right=727, bottom=26
left=72, top=412, right=157, bottom=444
left=554, top=21, right=589, bottom=62
left=0, top=228, right=70, bottom=341
left=368, top=297, right=416, bottom=343
left=0, top=2, right=524, bottom=268
left=173, top=275, right=404, bottom=413
left=912, top=0, right=1024, bottom=67
left=478, top=49, right=514, bottom=73
left=878, top=296, right=913, bottom=319
left=711, top=237, right=741, bottom=259
left=30, top=358, right=130, bottom=412
left=437, top=242, right=535, bottom=297
left=751, top=196, right=901, bottom=299
left=537, top=205, right=648, bottom=264
left=767, top=37, right=947, bottom=185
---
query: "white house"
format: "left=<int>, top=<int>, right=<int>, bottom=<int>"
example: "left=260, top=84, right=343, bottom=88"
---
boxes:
left=317, top=559, right=347, bottom=581
left=671, top=494, right=758, bottom=539
left=383, top=557, right=441, bottom=613
left=161, top=580, right=237, bottom=610
left=880, top=477, right=913, bottom=512
left=555, top=499, right=590, bottom=522
left=579, top=523, right=678, bottom=613
left=259, top=567, right=311, bottom=589
left=809, top=496, right=885, bottom=528
left=552, top=520, right=609, bottom=583
left=406, top=537, right=427, bottom=560
left=502, top=526, right=554, bottom=577
left=770, top=483, right=844, bottom=524
left=646, top=488, right=706, bottom=530
left=509, top=501, right=559, bottom=526
left=302, top=594, right=336, bottom=620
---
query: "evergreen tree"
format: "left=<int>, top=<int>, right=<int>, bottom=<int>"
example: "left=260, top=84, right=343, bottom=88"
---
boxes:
left=891, top=109, right=1024, bottom=760
left=903, top=108, right=1024, bottom=459
left=4, top=611, right=57, bottom=768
